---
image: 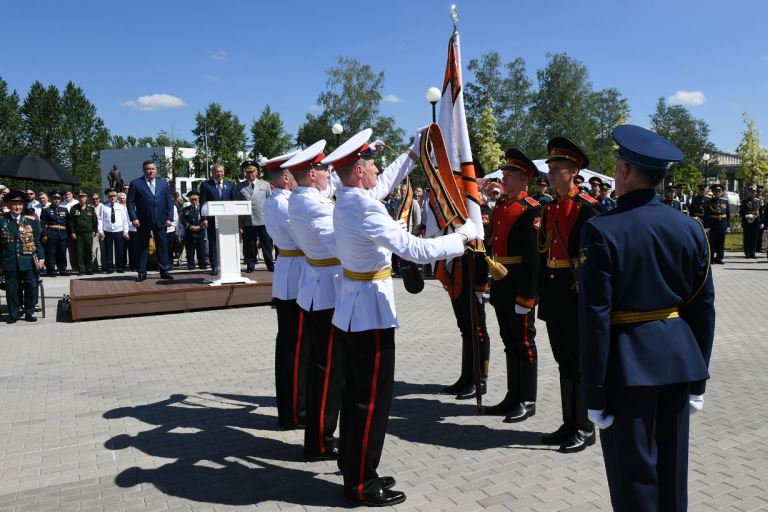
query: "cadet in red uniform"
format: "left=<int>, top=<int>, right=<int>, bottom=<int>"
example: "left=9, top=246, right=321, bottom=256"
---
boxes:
left=537, top=137, right=603, bottom=453
left=484, top=149, right=541, bottom=423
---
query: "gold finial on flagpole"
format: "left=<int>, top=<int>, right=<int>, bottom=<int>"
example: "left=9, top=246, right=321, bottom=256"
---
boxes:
left=450, top=4, right=459, bottom=32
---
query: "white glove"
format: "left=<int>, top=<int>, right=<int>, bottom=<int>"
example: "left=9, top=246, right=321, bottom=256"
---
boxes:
left=455, top=222, right=478, bottom=241
left=689, top=394, right=704, bottom=415
left=514, top=304, right=531, bottom=315
left=588, top=409, right=614, bottom=429
left=409, top=126, right=429, bottom=154
left=370, top=139, right=385, bottom=152
left=394, top=219, right=408, bottom=231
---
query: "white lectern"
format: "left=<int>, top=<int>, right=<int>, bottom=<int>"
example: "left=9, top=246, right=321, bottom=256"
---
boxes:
left=201, top=200, right=253, bottom=285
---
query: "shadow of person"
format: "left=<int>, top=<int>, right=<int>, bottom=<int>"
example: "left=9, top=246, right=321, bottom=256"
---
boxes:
left=105, top=393, right=345, bottom=507
left=393, top=380, right=445, bottom=397
left=387, top=394, right=546, bottom=451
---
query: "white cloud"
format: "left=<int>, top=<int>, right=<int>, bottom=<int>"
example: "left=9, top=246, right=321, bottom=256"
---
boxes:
left=121, top=94, right=187, bottom=111
left=203, top=74, right=219, bottom=82
left=668, top=90, right=705, bottom=107
left=209, top=50, right=228, bottom=61
left=382, top=94, right=404, bottom=103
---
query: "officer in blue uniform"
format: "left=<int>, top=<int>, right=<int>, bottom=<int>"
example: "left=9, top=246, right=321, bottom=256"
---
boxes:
left=0, top=190, right=46, bottom=323
left=40, top=192, right=69, bottom=276
left=579, top=125, right=715, bottom=512
left=704, top=184, right=729, bottom=264
left=181, top=190, right=208, bottom=270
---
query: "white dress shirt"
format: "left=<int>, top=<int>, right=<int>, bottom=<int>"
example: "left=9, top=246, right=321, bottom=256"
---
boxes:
left=166, top=206, right=179, bottom=233
left=264, top=187, right=304, bottom=301
left=332, top=186, right=465, bottom=332
left=97, top=201, right=130, bottom=235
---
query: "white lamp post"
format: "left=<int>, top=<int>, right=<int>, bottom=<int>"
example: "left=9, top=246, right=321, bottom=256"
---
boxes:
left=332, top=123, right=344, bottom=147
left=426, top=87, right=441, bottom=123
left=703, top=153, right=711, bottom=184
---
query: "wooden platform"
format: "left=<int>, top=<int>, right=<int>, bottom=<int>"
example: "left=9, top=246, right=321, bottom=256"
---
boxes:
left=69, top=271, right=273, bottom=321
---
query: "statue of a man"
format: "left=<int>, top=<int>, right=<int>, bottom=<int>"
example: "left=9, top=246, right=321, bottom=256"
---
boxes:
left=108, top=165, right=124, bottom=190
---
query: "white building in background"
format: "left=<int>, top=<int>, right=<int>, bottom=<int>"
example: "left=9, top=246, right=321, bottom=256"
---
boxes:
left=99, top=146, right=204, bottom=196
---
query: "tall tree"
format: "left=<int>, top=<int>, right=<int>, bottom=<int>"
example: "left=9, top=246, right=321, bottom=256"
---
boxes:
left=650, top=97, right=716, bottom=187
left=191, top=102, right=247, bottom=178
left=465, top=52, right=533, bottom=151
left=60, top=81, right=109, bottom=189
left=0, top=77, right=23, bottom=155
left=250, top=105, right=292, bottom=159
left=588, top=88, right=630, bottom=175
left=297, top=57, right=405, bottom=151
left=736, top=113, right=768, bottom=186
left=475, top=105, right=504, bottom=176
left=21, top=81, right=64, bottom=161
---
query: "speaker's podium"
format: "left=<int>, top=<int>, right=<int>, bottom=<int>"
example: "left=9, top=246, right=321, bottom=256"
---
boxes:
left=201, top=200, right=253, bottom=286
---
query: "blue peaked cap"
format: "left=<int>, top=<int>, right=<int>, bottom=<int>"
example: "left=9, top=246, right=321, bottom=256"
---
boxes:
left=612, top=125, right=684, bottom=172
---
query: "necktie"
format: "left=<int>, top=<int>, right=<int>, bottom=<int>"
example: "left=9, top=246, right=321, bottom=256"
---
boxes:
left=217, top=182, right=223, bottom=198
left=250, top=182, right=255, bottom=191
left=111, top=204, right=116, bottom=224
left=149, top=180, right=155, bottom=195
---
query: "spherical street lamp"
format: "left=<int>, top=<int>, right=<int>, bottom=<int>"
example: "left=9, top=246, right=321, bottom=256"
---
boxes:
left=703, top=153, right=711, bottom=184
left=426, top=87, right=441, bottom=123
left=332, top=123, right=344, bottom=147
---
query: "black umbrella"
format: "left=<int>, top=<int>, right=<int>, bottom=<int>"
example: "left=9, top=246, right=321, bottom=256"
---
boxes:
left=0, top=154, right=80, bottom=185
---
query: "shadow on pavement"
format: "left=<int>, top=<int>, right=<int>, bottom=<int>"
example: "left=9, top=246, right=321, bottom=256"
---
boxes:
left=104, top=393, right=345, bottom=508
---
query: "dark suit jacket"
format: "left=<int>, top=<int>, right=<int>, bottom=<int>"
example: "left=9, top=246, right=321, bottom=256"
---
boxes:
left=127, top=176, right=174, bottom=228
left=199, top=178, right=236, bottom=220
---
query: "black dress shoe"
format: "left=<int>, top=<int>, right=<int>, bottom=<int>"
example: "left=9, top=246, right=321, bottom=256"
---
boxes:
left=305, top=446, right=338, bottom=462
left=6, top=317, right=18, bottom=324
left=105, top=270, right=113, bottom=274
left=348, top=488, right=406, bottom=507
left=245, top=267, right=254, bottom=273
left=503, top=402, right=536, bottom=423
left=559, top=429, right=595, bottom=453
left=379, top=476, right=396, bottom=490
left=24, top=315, right=37, bottom=323
left=541, top=424, right=573, bottom=445
left=210, top=269, right=218, bottom=276
left=455, top=382, right=486, bottom=400
left=441, top=380, right=470, bottom=395
left=483, top=395, right=516, bottom=416
left=135, top=275, right=147, bottom=282
left=116, top=269, right=125, bottom=273
left=86, top=271, right=94, bottom=275
left=160, top=273, right=174, bottom=280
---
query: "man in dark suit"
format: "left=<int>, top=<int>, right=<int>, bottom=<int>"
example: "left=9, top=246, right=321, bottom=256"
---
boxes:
left=199, top=163, right=235, bottom=275
left=126, top=160, right=175, bottom=281
left=579, top=125, right=714, bottom=511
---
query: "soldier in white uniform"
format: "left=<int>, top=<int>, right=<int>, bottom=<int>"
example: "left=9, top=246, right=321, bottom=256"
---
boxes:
left=262, top=150, right=309, bottom=431
left=324, top=128, right=480, bottom=507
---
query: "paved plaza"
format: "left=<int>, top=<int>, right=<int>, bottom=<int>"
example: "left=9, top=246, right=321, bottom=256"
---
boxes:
left=0, top=252, right=766, bottom=511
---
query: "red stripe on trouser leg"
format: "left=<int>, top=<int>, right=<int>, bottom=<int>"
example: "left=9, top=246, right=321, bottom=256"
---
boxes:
left=318, top=324, right=335, bottom=454
left=522, top=314, right=534, bottom=363
left=357, top=329, right=381, bottom=501
left=292, top=309, right=304, bottom=424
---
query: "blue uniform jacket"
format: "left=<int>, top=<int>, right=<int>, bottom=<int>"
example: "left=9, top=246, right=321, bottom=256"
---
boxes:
left=578, top=189, right=715, bottom=411
left=126, top=176, right=174, bottom=228
left=40, top=206, right=69, bottom=239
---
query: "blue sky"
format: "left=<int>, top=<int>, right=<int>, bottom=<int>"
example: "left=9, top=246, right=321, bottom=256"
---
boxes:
left=2, top=0, right=767, bottom=153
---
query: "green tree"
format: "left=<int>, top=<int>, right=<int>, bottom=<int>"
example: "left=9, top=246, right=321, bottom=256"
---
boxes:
left=60, top=81, right=109, bottom=189
left=250, top=105, right=292, bottom=159
left=589, top=88, right=630, bottom=176
left=736, top=113, right=768, bottom=186
left=465, top=52, right=533, bottom=151
left=191, top=102, right=247, bottom=178
left=475, top=105, right=504, bottom=176
left=0, top=77, right=23, bottom=155
left=21, top=81, right=64, bottom=161
left=297, top=57, right=405, bottom=151
left=650, top=97, right=716, bottom=187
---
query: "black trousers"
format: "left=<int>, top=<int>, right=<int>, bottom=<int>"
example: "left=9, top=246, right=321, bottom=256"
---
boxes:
left=601, top=383, right=690, bottom=512
left=274, top=299, right=309, bottom=427
left=493, top=304, right=537, bottom=402
left=545, top=319, right=591, bottom=431
left=743, top=221, right=759, bottom=257
left=706, top=223, right=726, bottom=262
left=104, top=231, right=126, bottom=271
left=185, top=236, right=207, bottom=269
left=338, top=327, right=395, bottom=502
left=243, top=225, right=274, bottom=271
left=450, top=285, right=490, bottom=385
left=303, top=307, right=344, bottom=456
left=205, top=223, right=219, bottom=270
left=4, top=269, right=37, bottom=318
left=45, top=236, right=67, bottom=273
left=166, top=232, right=175, bottom=270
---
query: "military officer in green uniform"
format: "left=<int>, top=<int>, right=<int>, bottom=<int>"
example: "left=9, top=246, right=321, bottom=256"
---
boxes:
left=67, top=191, right=97, bottom=275
left=0, top=190, right=45, bottom=323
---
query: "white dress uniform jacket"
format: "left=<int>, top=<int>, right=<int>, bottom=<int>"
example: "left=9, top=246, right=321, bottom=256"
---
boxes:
left=332, top=187, right=466, bottom=332
left=264, top=188, right=304, bottom=301
left=288, top=152, right=417, bottom=312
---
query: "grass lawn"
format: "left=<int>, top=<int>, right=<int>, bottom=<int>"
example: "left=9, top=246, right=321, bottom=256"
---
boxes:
left=725, top=232, right=742, bottom=252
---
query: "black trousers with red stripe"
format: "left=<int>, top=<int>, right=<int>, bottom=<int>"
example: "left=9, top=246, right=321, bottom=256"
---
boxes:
left=274, top=299, right=309, bottom=428
left=303, top=307, right=344, bottom=456
left=337, top=327, right=395, bottom=502
left=450, top=286, right=491, bottom=385
left=493, top=305, right=537, bottom=402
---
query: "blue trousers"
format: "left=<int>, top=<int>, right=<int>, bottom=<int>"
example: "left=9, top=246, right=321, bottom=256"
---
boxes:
left=135, top=225, right=169, bottom=275
left=600, top=383, right=690, bottom=512
left=206, top=223, right=219, bottom=270
left=104, top=231, right=126, bottom=271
